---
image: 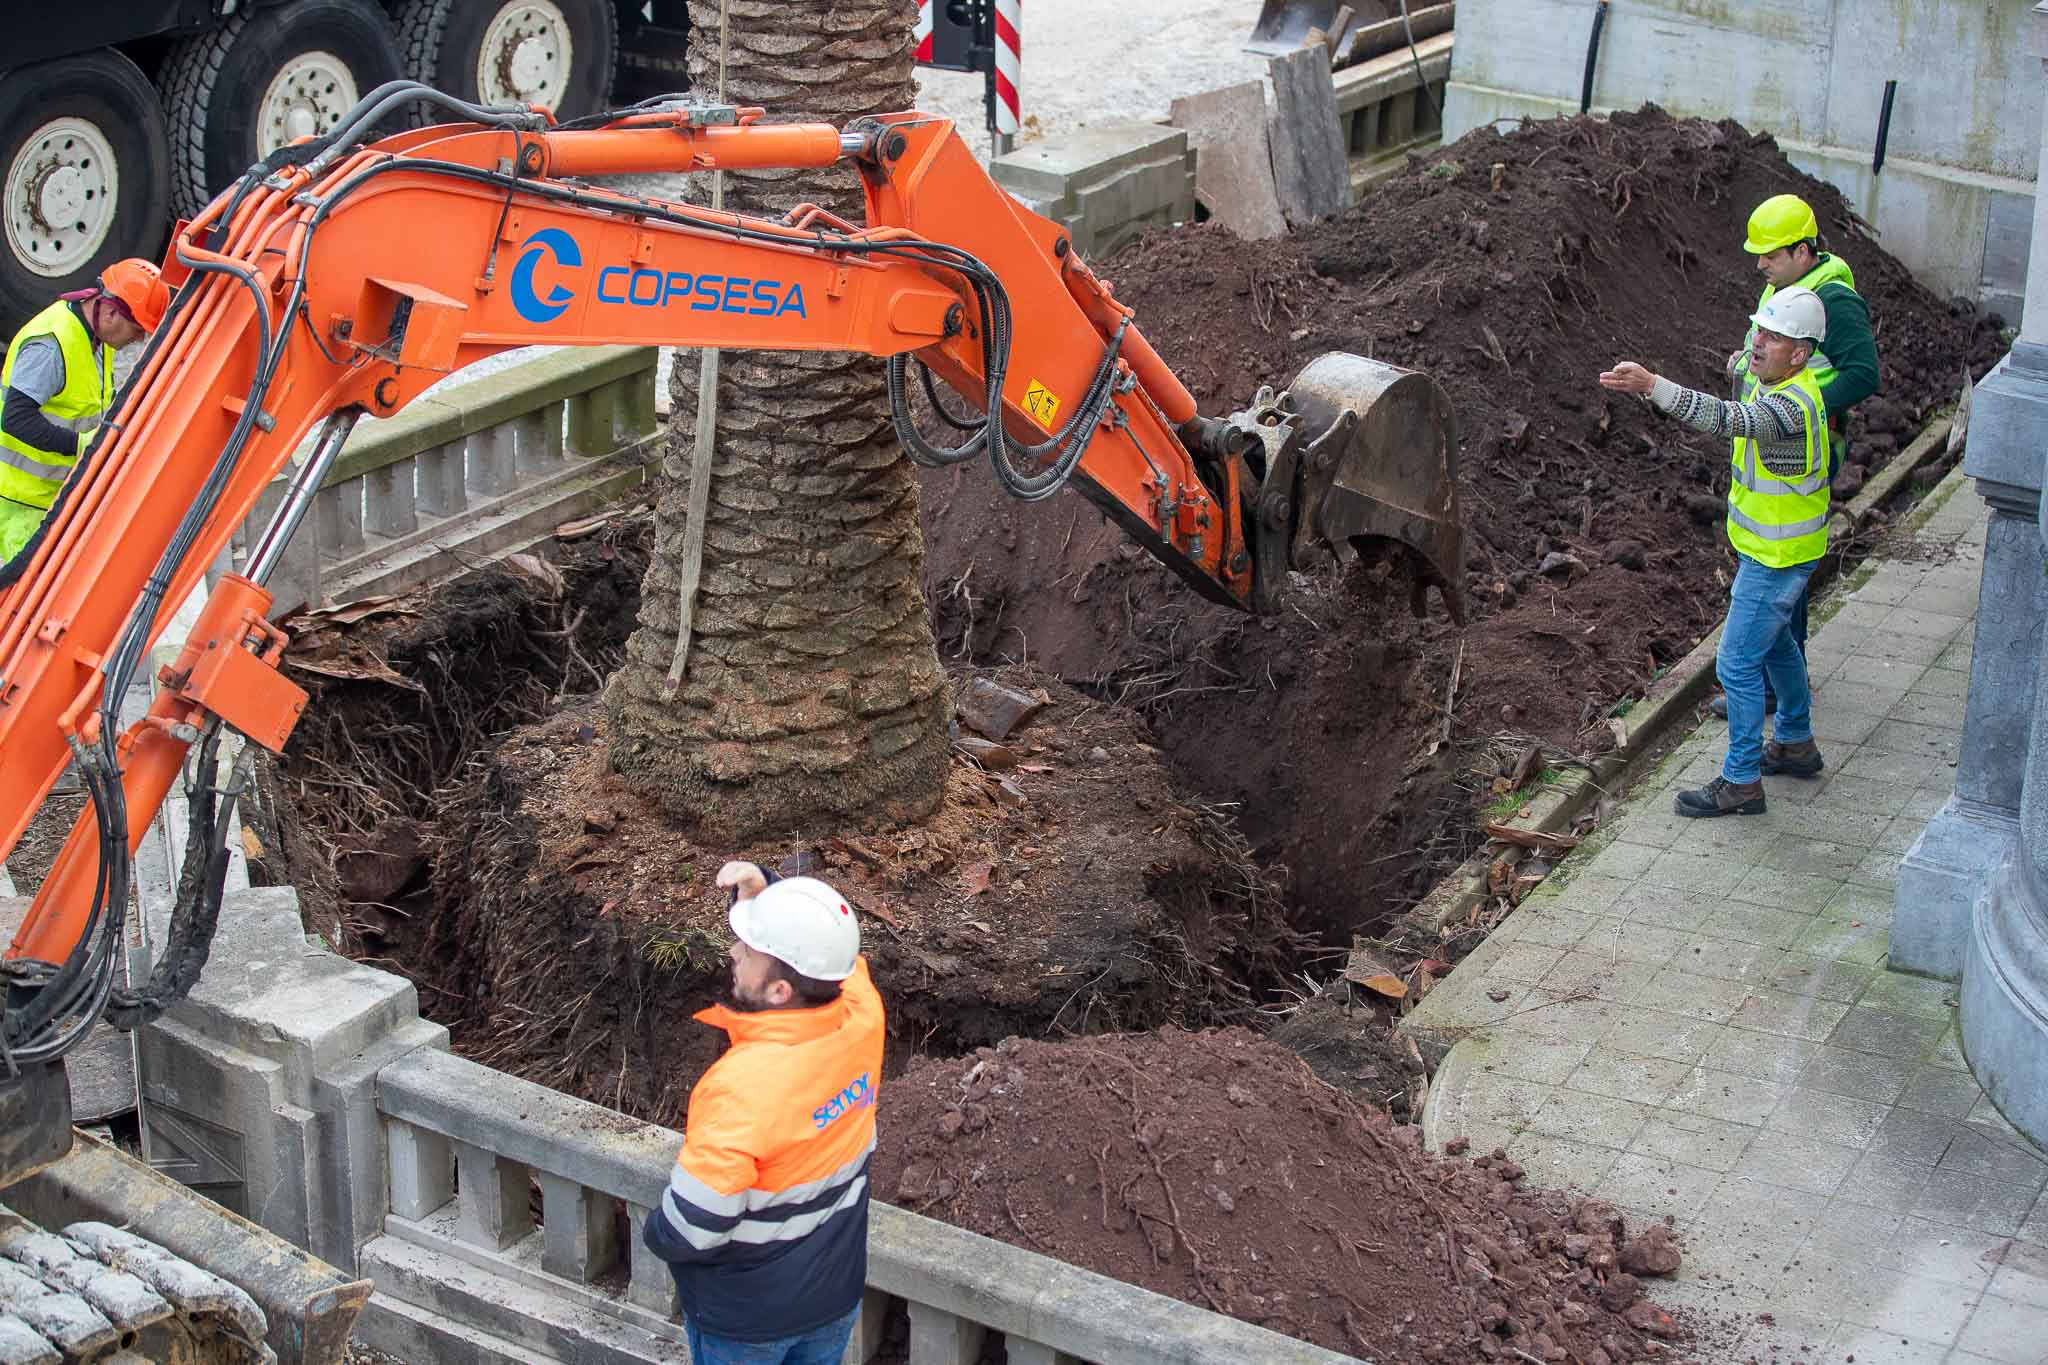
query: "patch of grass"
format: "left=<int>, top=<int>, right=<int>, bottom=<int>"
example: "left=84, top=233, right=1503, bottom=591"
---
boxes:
left=1426, top=159, right=1463, bottom=181
left=645, top=928, right=721, bottom=975
left=1478, top=766, right=1568, bottom=820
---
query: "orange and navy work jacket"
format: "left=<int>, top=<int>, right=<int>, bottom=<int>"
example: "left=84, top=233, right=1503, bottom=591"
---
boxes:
left=642, top=956, right=884, bottom=1339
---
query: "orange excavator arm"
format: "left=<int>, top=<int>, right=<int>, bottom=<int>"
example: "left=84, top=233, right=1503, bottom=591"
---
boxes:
left=0, top=88, right=1460, bottom=1066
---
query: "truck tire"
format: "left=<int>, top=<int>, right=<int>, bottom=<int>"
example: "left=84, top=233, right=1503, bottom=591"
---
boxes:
left=0, top=49, right=172, bottom=331
left=397, top=0, right=618, bottom=126
left=160, top=0, right=403, bottom=222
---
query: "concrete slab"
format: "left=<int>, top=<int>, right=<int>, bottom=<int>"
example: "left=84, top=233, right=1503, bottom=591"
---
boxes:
left=1168, top=82, right=1286, bottom=240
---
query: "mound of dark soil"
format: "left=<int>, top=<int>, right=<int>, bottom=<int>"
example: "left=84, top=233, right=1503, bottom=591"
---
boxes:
left=919, top=106, right=2005, bottom=937
left=875, top=1027, right=1687, bottom=1362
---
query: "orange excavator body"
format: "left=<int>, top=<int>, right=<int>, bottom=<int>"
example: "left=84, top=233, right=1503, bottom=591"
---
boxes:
left=0, top=91, right=1460, bottom=1068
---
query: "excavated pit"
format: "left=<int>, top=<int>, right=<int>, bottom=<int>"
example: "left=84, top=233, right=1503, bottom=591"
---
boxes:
left=251, top=107, right=2009, bottom=1360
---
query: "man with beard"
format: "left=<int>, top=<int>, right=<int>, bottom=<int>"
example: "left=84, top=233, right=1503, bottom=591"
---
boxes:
left=642, top=859, right=883, bottom=1364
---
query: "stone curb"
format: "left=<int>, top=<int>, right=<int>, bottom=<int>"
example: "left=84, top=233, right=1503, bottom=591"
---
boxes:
left=1395, top=413, right=1958, bottom=939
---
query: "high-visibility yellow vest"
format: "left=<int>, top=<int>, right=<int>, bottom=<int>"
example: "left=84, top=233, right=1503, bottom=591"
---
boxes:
left=1739, top=253, right=1857, bottom=390
left=0, top=301, right=109, bottom=509
left=1728, top=367, right=1831, bottom=568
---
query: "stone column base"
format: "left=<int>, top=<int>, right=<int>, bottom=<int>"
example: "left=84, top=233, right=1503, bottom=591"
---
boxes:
left=1960, top=852, right=2048, bottom=1150
left=1893, top=795, right=2019, bottom=981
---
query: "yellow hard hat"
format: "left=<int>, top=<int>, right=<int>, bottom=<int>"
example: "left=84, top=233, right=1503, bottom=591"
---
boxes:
left=1744, top=194, right=1819, bottom=255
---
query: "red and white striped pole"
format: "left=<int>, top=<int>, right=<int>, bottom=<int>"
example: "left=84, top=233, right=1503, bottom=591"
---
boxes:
left=992, top=0, right=1021, bottom=148
left=913, top=0, right=933, bottom=63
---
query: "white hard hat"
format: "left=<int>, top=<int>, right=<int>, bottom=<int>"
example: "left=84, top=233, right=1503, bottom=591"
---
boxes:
left=1751, top=286, right=1827, bottom=345
left=729, top=876, right=860, bottom=981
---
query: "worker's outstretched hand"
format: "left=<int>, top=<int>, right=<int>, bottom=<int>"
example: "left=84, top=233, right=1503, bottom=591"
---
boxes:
left=717, top=860, right=768, bottom=901
left=1599, top=361, right=1658, bottom=396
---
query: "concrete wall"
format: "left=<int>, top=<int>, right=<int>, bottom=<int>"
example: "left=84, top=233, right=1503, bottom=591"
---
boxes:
left=1442, top=0, right=2040, bottom=319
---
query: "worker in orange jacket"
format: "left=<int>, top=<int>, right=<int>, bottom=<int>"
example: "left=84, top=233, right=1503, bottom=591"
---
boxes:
left=643, top=859, right=883, bottom=1364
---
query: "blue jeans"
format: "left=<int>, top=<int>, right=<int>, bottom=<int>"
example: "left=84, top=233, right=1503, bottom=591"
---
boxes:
left=1716, top=553, right=1816, bottom=784
left=684, top=1305, right=859, bottom=1365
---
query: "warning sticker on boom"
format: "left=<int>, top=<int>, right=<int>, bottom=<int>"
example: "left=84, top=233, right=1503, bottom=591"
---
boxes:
left=1022, top=380, right=1061, bottom=427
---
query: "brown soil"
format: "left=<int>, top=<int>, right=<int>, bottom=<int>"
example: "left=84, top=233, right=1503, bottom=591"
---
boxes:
left=920, top=106, right=2004, bottom=936
left=875, top=1027, right=1687, bottom=1363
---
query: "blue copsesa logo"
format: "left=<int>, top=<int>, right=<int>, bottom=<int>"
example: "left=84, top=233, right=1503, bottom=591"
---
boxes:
left=506, top=227, right=810, bottom=326
left=510, top=228, right=580, bottom=323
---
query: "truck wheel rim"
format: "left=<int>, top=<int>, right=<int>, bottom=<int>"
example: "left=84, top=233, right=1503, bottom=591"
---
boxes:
left=5, top=117, right=121, bottom=278
left=478, top=2, right=574, bottom=110
left=258, top=51, right=359, bottom=157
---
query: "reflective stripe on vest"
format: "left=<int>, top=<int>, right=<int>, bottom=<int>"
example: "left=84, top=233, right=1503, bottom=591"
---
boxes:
left=1727, top=369, right=1831, bottom=566
left=0, top=301, right=109, bottom=509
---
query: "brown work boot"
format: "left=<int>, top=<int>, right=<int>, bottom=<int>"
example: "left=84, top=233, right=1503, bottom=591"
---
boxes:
left=1673, top=776, right=1766, bottom=818
left=1760, top=738, right=1824, bottom=778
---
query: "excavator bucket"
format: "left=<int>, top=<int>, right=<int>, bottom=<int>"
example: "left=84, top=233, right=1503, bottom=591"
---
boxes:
left=1235, top=352, right=1465, bottom=621
left=1245, top=0, right=1339, bottom=55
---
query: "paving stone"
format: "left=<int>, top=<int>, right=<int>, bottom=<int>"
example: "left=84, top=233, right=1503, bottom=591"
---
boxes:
left=1877, top=810, right=1933, bottom=855
left=1526, top=1089, right=1653, bottom=1148
left=1480, top=1034, right=1594, bottom=1087
left=1728, top=865, right=1847, bottom=912
left=1727, top=988, right=1855, bottom=1041
left=1757, top=834, right=1870, bottom=880
left=1612, top=883, right=1719, bottom=929
left=1888, top=690, right=1968, bottom=729
left=1582, top=839, right=1662, bottom=882
left=1640, top=846, right=1750, bottom=897
left=1865, top=1108, right=1968, bottom=1166
left=1857, top=975, right=1961, bottom=1024
left=1884, top=608, right=1972, bottom=641
left=1927, top=1024, right=1971, bottom=1071
left=1802, top=1200, right=1906, bottom=1265
left=1667, top=935, right=1788, bottom=987
left=1956, top=1292, right=2048, bottom=1362
left=1592, top=1151, right=1723, bottom=1220
left=1819, top=679, right=1918, bottom=716
left=1964, top=1093, right=2027, bottom=1140
left=1736, top=1307, right=1841, bottom=1362
left=1857, top=1269, right=1986, bottom=1344
left=1881, top=1216, right=2015, bottom=1290
left=1788, top=915, right=1894, bottom=964
left=1912, top=1168, right=2042, bottom=1238
left=1910, top=665, right=1971, bottom=698
left=1797, top=1045, right=1922, bottom=1105
left=1815, top=772, right=1921, bottom=818
left=1596, top=1010, right=1723, bottom=1068
left=1868, top=718, right=1964, bottom=764
left=1851, top=846, right=1905, bottom=888
left=1703, top=1028, right=1819, bottom=1085
left=1503, top=1131, right=1620, bottom=1192
left=1764, top=1086, right=1892, bottom=1150
left=1840, top=1149, right=1939, bottom=1213
left=1702, top=904, right=1819, bottom=950
left=1640, top=966, right=1755, bottom=1022
left=1985, top=1239, right=2048, bottom=1308
left=1840, top=744, right=1947, bottom=787
left=1935, top=1126, right=2048, bottom=1191
left=1461, top=1074, right=1556, bottom=1125
left=1774, top=1244, right=1901, bottom=1318
left=1830, top=1005, right=1953, bottom=1061
left=1762, top=952, right=1878, bottom=1003
left=1541, top=870, right=1629, bottom=915
left=1694, top=1175, right=1830, bottom=1243
left=1626, top=1110, right=1758, bottom=1173
left=1485, top=940, right=1569, bottom=985
left=1824, top=1325, right=1957, bottom=1363
left=1503, top=903, right=1606, bottom=948
left=1810, top=707, right=1887, bottom=744
left=1936, top=638, right=1975, bottom=671
left=1667, top=1064, right=1792, bottom=1125
left=1562, top=1047, right=1694, bottom=1104
left=1729, top=1127, right=1863, bottom=1195
left=1537, top=950, right=1652, bottom=1003
left=1858, top=630, right=1953, bottom=665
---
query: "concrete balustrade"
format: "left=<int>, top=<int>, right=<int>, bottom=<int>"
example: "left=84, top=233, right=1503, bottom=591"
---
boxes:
left=243, top=346, right=662, bottom=617
left=356, top=1045, right=1362, bottom=1365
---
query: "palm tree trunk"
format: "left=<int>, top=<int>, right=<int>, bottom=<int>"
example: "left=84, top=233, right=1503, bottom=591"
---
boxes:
left=607, top=0, right=948, bottom=839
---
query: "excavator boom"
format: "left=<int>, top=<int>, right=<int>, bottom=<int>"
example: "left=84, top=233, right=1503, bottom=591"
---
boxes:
left=0, top=86, right=1461, bottom=1083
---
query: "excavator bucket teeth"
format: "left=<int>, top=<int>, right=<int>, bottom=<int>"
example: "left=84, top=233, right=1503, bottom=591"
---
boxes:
left=1287, top=352, right=1466, bottom=623
left=1245, top=0, right=1339, bottom=55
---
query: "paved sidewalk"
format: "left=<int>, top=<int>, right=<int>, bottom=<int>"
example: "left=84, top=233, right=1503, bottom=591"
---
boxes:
left=1410, top=472, right=2048, bottom=1363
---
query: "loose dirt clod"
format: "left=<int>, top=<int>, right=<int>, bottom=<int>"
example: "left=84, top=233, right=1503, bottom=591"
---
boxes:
left=874, top=1027, right=1683, bottom=1361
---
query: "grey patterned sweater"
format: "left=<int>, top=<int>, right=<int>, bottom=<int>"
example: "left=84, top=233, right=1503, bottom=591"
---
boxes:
left=1648, top=374, right=1819, bottom=480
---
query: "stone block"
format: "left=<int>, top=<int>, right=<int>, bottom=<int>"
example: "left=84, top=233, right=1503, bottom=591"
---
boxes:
left=453, top=1141, right=533, bottom=1252
left=1963, top=355, right=2048, bottom=494
left=907, top=1302, right=985, bottom=1365
left=1897, top=801, right=2021, bottom=983
left=389, top=1120, right=456, bottom=1222
left=624, top=1204, right=677, bottom=1316
left=538, top=1173, right=620, bottom=1283
left=1267, top=45, right=1351, bottom=227
left=844, top=1288, right=889, bottom=1364
left=1960, top=855, right=2048, bottom=1149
